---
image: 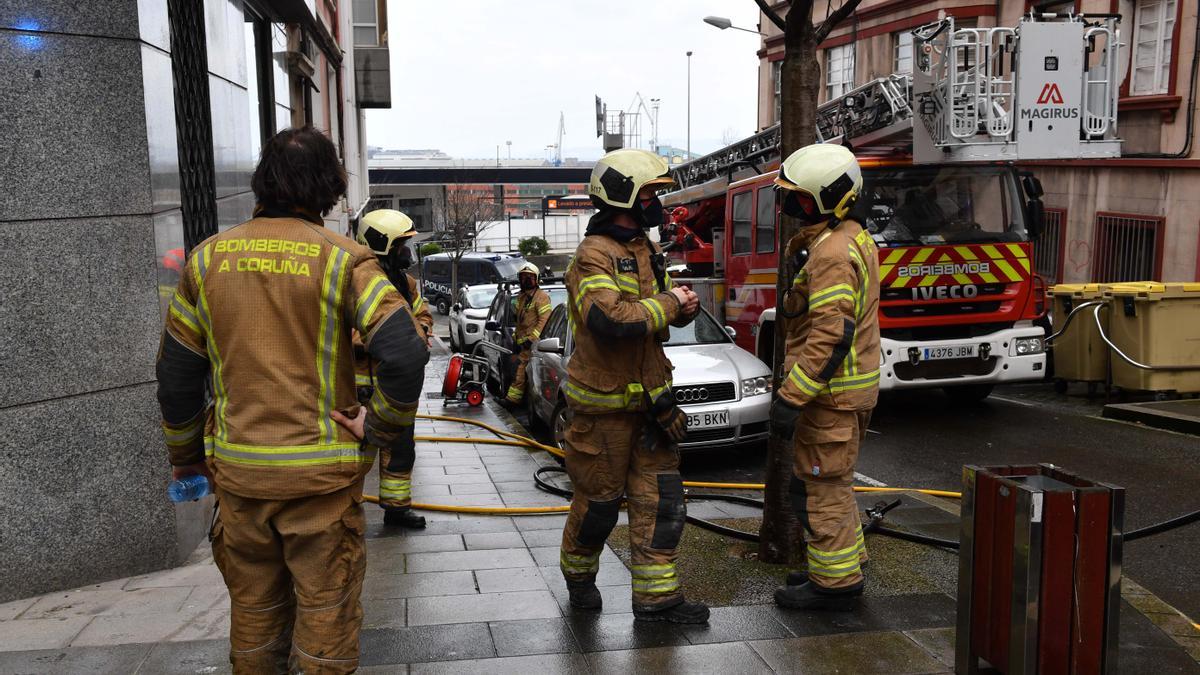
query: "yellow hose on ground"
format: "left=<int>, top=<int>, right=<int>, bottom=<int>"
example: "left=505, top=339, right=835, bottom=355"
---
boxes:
left=363, top=413, right=961, bottom=514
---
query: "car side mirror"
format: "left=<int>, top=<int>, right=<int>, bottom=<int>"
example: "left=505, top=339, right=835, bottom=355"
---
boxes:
left=484, top=320, right=501, bottom=332
left=451, top=303, right=462, bottom=313
left=1025, top=200, right=1045, bottom=240
left=724, top=325, right=737, bottom=339
left=536, top=337, right=563, bottom=353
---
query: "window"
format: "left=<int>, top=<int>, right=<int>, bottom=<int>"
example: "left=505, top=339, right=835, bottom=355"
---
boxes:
left=1131, top=0, right=1176, bottom=95
left=825, top=44, right=854, bottom=99
left=243, top=8, right=274, bottom=162
left=755, top=187, right=776, bottom=253
left=352, top=0, right=380, bottom=47
left=1092, top=213, right=1163, bottom=282
left=894, top=31, right=913, bottom=75
left=772, top=60, right=782, bottom=124
left=731, top=191, right=752, bottom=254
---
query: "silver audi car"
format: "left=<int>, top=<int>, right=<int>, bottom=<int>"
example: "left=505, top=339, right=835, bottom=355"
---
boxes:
left=523, top=304, right=772, bottom=452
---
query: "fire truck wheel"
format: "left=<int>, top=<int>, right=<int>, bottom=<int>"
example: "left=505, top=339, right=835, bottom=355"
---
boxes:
left=945, top=384, right=993, bottom=403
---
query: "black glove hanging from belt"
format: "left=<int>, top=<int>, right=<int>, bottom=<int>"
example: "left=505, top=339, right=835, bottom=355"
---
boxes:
left=648, top=389, right=688, bottom=444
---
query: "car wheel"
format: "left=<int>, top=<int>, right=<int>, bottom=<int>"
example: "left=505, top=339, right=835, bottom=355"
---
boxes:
left=945, top=384, right=993, bottom=403
left=436, top=297, right=450, bottom=315
left=448, top=326, right=459, bottom=352
left=552, top=399, right=570, bottom=453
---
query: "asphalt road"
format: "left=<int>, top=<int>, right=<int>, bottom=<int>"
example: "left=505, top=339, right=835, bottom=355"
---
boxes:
left=682, top=386, right=1200, bottom=621
left=431, top=309, right=1200, bottom=619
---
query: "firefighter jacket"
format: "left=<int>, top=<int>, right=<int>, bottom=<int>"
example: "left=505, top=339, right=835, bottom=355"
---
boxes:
left=354, top=273, right=432, bottom=389
left=778, top=219, right=881, bottom=411
left=514, top=288, right=552, bottom=346
left=156, top=215, right=430, bottom=500
left=564, top=233, right=694, bottom=414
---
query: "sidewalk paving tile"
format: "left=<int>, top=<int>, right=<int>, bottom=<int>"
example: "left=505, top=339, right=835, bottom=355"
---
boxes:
left=587, top=640, right=773, bottom=674
left=903, top=627, right=955, bottom=668
left=463, top=532, right=526, bottom=550
left=137, top=639, right=231, bottom=674
left=443, top=465, right=487, bottom=474
left=474, top=567, right=548, bottom=593
left=362, top=571, right=476, bottom=599
left=367, top=534, right=465, bottom=557
left=359, top=623, right=495, bottom=666
left=362, top=598, right=407, bottom=630
left=514, top=514, right=569, bottom=531
left=448, top=482, right=499, bottom=495
left=70, top=607, right=230, bottom=646
left=122, top=564, right=225, bottom=590
left=412, top=484, right=451, bottom=497
left=678, top=605, right=794, bottom=645
left=407, top=590, right=560, bottom=626
left=0, top=643, right=152, bottom=674
left=770, top=592, right=955, bottom=637
left=21, top=587, right=193, bottom=619
left=409, top=472, right=493, bottom=485
left=748, top=630, right=948, bottom=674
left=564, top=612, right=690, bottom=652
left=421, top=457, right=486, bottom=468
left=0, top=597, right=37, bottom=621
left=0, top=617, right=91, bottom=652
left=182, top=585, right=230, bottom=613
left=421, top=494, right=505, bottom=507
left=395, top=517, right=517, bottom=536
left=406, top=547, right=536, bottom=573
left=539, top=562, right=631, bottom=589
left=501, top=492, right=567, bottom=507
left=521, top=528, right=565, bottom=547
left=494, top=480, right=540, bottom=494
left=410, top=652, right=589, bottom=674
left=489, top=617, right=582, bottom=656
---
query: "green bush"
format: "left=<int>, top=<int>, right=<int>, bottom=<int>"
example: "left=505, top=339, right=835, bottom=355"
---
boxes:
left=418, top=242, right=442, bottom=257
left=518, top=236, right=550, bottom=257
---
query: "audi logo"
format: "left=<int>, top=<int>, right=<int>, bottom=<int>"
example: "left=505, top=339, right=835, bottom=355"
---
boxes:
left=675, top=387, right=710, bottom=403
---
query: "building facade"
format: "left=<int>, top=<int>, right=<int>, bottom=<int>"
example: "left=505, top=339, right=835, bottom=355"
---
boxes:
left=756, top=0, right=1200, bottom=283
left=0, top=0, right=389, bottom=601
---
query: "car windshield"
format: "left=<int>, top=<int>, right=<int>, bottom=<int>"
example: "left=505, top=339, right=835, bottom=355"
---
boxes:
left=664, top=309, right=730, bottom=346
left=492, top=257, right=526, bottom=280
left=464, top=288, right=495, bottom=308
left=857, top=166, right=1027, bottom=246
left=508, top=288, right=567, bottom=316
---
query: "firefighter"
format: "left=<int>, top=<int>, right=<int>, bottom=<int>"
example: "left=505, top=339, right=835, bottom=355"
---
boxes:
left=769, top=143, right=881, bottom=611
left=355, top=208, right=433, bottom=529
left=559, top=148, right=708, bottom=624
left=156, top=128, right=429, bottom=673
left=504, top=262, right=552, bottom=405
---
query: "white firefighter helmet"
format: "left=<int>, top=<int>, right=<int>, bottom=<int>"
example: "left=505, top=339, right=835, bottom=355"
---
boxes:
left=774, top=144, right=863, bottom=219
left=588, top=148, right=675, bottom=209
left=357, top=209, right=416, bottom=256
left=518, top=262, right=540, bottom=277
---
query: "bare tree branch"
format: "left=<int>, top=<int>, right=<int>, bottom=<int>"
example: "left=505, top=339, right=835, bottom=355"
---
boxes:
left=815, top=0, right=862, bottom=43
left=754, top=0, right=786, bottom=31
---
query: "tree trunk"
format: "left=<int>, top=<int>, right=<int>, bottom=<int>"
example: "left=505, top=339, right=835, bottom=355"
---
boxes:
left=757, top=7, right=822, bottom=565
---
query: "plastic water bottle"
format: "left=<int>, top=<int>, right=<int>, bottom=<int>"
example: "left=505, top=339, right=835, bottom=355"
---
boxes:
left=168, top=475, right=211, bottom=503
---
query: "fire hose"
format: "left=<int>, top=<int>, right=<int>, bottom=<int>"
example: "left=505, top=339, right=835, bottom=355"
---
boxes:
left=362, top=412, right=1200, bottom=549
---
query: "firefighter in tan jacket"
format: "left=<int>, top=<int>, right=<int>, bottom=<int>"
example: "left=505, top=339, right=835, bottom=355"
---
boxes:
left=505, top=262, right=553, bottom=404
left=770, top=144, right=881, bottom=611
left=559, top=149, right=709, bottom=624
left=156, top=129, right=429, bottom=673
left=354, top=209, right=434, bottom=529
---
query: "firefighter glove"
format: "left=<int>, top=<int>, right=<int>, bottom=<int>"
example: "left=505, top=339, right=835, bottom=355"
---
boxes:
left=770, top=398, right=803, bottom=439
left=650, top=390, right=689, bottom=443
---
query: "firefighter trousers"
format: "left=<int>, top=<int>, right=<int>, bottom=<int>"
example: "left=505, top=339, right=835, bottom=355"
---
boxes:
left=211, top=480, right=366, bottom=674
left=788, top=405, right=872, bottom=590
left=379, top=437, right=416, bottom=510
left=559, top=411, right=686, bottom=609
left=505, top=349, right=531, bottom=403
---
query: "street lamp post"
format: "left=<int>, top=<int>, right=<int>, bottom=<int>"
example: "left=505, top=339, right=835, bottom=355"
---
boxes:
left=686, top=50, right=692, bottom=159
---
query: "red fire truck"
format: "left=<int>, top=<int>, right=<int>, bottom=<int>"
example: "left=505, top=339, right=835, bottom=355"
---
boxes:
left=661, top=13, right=1122, bottom=400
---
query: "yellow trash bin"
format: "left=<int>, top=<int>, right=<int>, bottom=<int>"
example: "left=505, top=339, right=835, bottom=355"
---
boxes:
left=1049, top=284, right=1108, bottom=383
left=1103, top=282, right=1200, bottom=394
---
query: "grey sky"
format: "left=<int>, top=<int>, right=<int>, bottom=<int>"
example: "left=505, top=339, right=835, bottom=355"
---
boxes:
left=364, top=0, right=762, bottom=160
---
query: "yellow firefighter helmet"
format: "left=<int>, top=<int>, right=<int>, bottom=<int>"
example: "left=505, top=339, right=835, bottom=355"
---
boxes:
left=357, top=209, right=416, bottom=256
left=774, top=144, right=863, bottom=220
left=588, top=148, right=675, bottom=209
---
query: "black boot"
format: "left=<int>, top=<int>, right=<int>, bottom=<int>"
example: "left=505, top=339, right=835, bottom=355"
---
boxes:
left=383, top=507, right=426, bottom=529
left=786, top=560, right=868, bottom=586
left=774, top=580, right=863, bottom=611
left=566, top=581, right=602, bottom=610
left=633, top=597, right=710, bottom=624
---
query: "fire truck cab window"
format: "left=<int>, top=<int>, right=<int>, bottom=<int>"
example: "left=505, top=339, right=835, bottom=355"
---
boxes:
left=859, top=166, right=1025, bottom=246
left=755, top=187, right=776, bottom=253
left=731, top=191, right=752, bottom=254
